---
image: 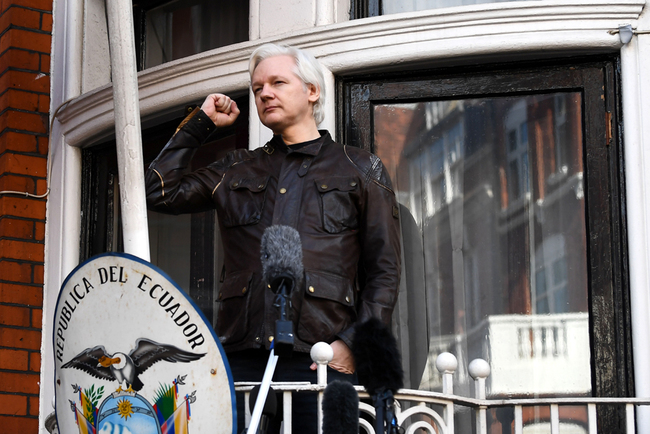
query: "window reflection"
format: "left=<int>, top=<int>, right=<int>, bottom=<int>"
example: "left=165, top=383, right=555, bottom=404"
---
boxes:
left=143, top=0, right=248, bottom=69
left=373, top=93, right=590, bottom=410
left=382, top=0, right=541, bottom=15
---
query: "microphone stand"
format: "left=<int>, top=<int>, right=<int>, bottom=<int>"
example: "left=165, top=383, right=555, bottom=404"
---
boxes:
left=248, top=277, right=294, bottom=433
left=373, top=389, right=400, bottom=434
left=247, top=344, right=278, bottom=434
left=272, top=277, right=294, bottom=358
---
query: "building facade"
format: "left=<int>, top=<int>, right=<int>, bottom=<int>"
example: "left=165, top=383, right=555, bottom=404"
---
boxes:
left=0, top=0, right=52, bottom=431
left=1, top=0, right=650, bottom=432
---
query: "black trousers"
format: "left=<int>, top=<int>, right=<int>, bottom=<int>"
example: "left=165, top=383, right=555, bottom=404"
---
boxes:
left=228, top=349, right=356, bottom=434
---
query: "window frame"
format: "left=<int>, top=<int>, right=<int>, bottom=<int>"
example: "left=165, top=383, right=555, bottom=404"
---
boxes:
left=338, top=56, right=633, bottom=430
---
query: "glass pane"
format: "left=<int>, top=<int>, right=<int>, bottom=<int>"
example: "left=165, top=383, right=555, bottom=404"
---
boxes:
left=145, top=0, right=248, bottom=68
left=373, top=93, right=589, bottom=416
left=383, top=0, right=541, bottom=15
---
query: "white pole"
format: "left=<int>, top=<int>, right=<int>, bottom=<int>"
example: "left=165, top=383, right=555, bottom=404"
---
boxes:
left=105, top=0, right=150, bottom=261
left=621, top=29, right=650, bottom=433
left=249, top=349, right=279, bottom=434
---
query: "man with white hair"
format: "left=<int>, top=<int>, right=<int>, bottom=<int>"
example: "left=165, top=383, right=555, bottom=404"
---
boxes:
left=146, top=43, right=401, bottom=432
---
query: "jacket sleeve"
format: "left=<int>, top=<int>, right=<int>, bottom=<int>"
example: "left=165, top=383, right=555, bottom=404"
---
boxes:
left=146, top=109, right=224, bottom=214
left=337, top=151, right=402, bottom=348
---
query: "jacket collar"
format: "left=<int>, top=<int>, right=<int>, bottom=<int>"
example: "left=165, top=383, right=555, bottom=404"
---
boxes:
left=269, top=130, right=332, bottom=156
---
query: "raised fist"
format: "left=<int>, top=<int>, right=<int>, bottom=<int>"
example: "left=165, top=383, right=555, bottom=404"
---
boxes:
left=200, top=93, right=240, bottom=128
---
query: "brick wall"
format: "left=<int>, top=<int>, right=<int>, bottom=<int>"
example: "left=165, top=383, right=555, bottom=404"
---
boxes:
left=0, top=0, right=52, bottom=431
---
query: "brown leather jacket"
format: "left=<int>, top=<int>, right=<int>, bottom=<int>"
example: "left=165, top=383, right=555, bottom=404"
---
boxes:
left=146, top=110, right=401, bottom=353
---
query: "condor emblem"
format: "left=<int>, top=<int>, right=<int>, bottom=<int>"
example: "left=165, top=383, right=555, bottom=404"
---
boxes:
left=53, top=253, right=235, bottom=434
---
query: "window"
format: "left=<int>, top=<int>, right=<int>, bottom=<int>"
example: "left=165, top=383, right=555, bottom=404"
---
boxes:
left=133, top=0, right=249, bottom=70
left=341, top=57, right=630, bottom=431
left=352, top=0, right=540, bottom=18
left=81, top=96, right=249, bottom=326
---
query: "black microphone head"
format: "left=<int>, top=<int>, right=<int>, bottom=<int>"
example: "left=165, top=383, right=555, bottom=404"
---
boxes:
left=352, top=317, right=404, bottom=396
left=260, top=225, right=304, bottom=290
left=322, top=380, right=359, bottom=434
left=249, top=384, right=277, bottom=418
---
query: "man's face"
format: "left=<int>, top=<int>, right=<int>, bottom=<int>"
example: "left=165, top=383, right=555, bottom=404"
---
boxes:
left=251, top=55, right=319, bottom=135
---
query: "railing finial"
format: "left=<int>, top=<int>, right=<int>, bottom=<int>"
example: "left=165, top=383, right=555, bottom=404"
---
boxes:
left=436, top=352, right=458, bottom=395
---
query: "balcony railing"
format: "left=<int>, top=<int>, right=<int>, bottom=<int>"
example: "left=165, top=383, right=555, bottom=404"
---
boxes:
left=236, top=343, right=649, bottom=434
left=43, top=341, right=647, bottom=433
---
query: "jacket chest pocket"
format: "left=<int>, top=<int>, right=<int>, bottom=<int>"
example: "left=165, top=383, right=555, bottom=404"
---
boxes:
left=218, top=175, right=270, bottom=228
left=315, top=177, right=360, bottom=234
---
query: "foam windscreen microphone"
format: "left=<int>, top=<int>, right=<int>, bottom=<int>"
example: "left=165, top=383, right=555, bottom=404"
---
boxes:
left=260, top=225, right=304, bottom=293
left=322, top=380, right=359, bottom=434
left=352, top=317, right=404, bottom=395
left=249, top=384, right=277, bottom=434
left=260, top=225, right=304, bottom=357
left=352, top=317, right=404, bottom=434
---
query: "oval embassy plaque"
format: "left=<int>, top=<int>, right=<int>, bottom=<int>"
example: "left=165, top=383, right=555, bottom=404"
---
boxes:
left=53, top=253, right=236, bottom=434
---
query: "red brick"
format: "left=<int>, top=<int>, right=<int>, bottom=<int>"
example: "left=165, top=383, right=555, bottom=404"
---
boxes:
left=0, top=371, right=39, bottom=394
left=0, top=327, right=42, bottom=350
left=0, top=415, right=38, bottom=432
left=1, top=0, right=53, bottom=12
left=0, top=304, right=30, bottom=326
left=0, top=28, right=51, bottom=53
left=0, top=196, right=45, bottom=219
left=0, top=394, right=26, bottom=416
left=0, top=348, right=28, bottom=370
left=0, top=153, right=46, bottom=176
left=0, top=131, right=38, bottom=153
left=39, top=53, right=49, bottom=73
left=0, top=7, right=41, bottom=34
left=0, top=217, right=33, bottom=239
left=27, top=396, right=37, bottom=416
left=40, top=12, right=51, bottom=32
left=36, top=136, right=46, bottom=154
left=0, top=174, right=35, bottom=194
left=0, top=49, right=40, bottom=72
left=37, top=93, right=47, bottom=113
left=0, top=110, right=48, bottom=134
left=0, top=69, right=49, bottom=94
left=0, top=282, right=42, bottom=306
left=33, top=264, right=43, bottom=285
left=30, top=307, right=40, bottom=328
left=0, top=261, right=31, bottom=284
left=35, top=178, right=46, bottom=195
left=0, top=89, right=39, bottom=112
left=33, top=222, right=43, bottom=241
left=28, top=351, right=39, bottom=371
left=0, top=239, right=44, bottom=261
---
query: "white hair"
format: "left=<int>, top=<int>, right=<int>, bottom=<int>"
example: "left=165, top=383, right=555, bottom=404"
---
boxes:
left=249, top=43, right=326, bottom=125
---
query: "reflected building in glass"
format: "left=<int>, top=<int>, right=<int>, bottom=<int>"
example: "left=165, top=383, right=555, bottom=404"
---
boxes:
left=373, top=93, right=590, bottom=429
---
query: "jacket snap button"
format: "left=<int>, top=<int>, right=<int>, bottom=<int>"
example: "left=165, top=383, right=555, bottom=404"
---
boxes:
left=258, top=184, right=265, bottom=189
left=242, top=287, right=247, bottom=294
left=218, top=292, right=223, bottom=299
left=321, top=184, right=327, bottom=190
left=309, top=286, right=315, bottom=293
left=345, top=296, right=350, bottom=303
left=280, top=188, right=287, bottom=194
left=233, top=182, right=239, bottom=188
left=350, top=182, right=357, bottom=187
left=255, top=337, right=261, bottom=343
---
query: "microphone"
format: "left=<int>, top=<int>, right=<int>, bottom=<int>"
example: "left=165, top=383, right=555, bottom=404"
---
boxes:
left=322, top=380, right=359, bottom=434
left=352, top=317, right=404, bottom=434
left=260, top=225, right=304, bottom=357
left=260, top=225, right=304, bottom=293
left=249, top=385, right=277, bottom=434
